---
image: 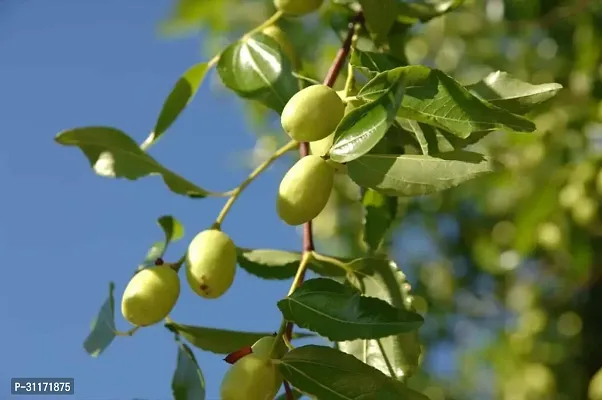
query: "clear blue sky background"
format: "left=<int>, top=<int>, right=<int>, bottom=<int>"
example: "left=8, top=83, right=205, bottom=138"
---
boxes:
left=0, top=1, right=450, bottom=399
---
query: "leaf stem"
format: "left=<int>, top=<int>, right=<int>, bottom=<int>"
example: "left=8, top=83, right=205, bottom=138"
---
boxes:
left=213, top=140, right=299, bottom=230
left=242, top=11, right=284, bottom=41
left=114, top=326, right=139, bottom=337
left=311, top=251, right=355, bottom=274
left=283, top=381, right=295, bottom=400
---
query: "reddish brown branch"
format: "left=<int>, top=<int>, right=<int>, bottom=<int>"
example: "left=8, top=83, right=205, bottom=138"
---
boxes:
left=285, top=12, right=363, bottom=346
left=283, top=380, right=294, bottom=400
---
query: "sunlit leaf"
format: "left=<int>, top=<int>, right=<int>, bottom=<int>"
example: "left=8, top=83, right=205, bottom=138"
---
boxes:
left=358, top=66, right=536, bottom=139
left=217, top=32, right=299, bottom=113
left=277, top=345, right=428, bottom=399
left=83, top=282, right=116, bottom=357
left=142, top=63, right=210, bottom=149
left=359, top=0, right=398, bottom=42
left=165, top=322, right=314, bottom=354
left=139, top=216, right=185, bottom=269
left=56, top=127, right=218, bottom=198
left=277, top=278, right=423, bottom=341
left=397, top=0, right=465, bottom=23
left=466, top=70, right=563, bottom=114
left=329, top=75, right=405, bottom=163
left=172, top=341, right=206, bottom=400
left=347, top=151, right=494, bottom=197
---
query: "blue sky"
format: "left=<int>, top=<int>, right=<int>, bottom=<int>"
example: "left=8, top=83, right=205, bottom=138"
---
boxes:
left=0, top=1, right=320, bottom=398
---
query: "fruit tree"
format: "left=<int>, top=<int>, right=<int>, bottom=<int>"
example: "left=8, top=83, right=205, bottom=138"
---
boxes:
left=55, top=0, right=602, bottom=399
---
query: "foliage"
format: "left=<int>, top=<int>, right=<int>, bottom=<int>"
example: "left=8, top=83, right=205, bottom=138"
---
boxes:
left=56, top=0, right=602, bottom=398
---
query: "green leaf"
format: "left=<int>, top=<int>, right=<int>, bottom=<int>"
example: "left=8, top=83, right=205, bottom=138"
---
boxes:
left=172, top=341, right=206, bottom=400
left=348, top=151, right=494, bottom=197
left=237, top=248, right=347, bottom=280
left=358, top=0, right=399, bottom=43
left=83, top=282, right=116, bottom=357
left=329, top=75, right=405, bottom=163
left=277, top=345, right=425, bottom=400
left=363, top=189, right=398, bottom=253
left=338, top=261, right=422, bottom=379
left=56, top=127, right=217, bottom=198
left=466, top=71, right=563, bottom=115
left=139, top=216, right=185, bottom=269
left=217, top=32, right=299, bottom=113
left=358, top=66, right=536, bottom=139
left=277, top=278, right=423, bottom=341
left=142, top=63, right=209, bottom=149
left=350, top=49, right=405, bottom=79
left=165, top=322, right=314, bottom=354
left=397, top=0, right=465, bottom=22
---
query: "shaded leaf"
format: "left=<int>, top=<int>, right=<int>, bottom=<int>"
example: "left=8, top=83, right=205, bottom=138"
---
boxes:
left=83, top=282, right=116, bottom=357
left=329, top=75, right=405, bottom=163
left=347, top=151, right=495, bottom=197
left=277, top=345, right=428, bottom=400
left=396, top=117, right=490, bottom=154
left=165, top=322, right=314, bottom=354
left=277, top=278, right=423, bottom=341
left=217, top=32, right=299, bottom=113
left=159, top=0, right=220, bottom=36
left=363, top=190, right=398, bottom=253
left=172, top=341, right=206, bottom=400
left=56, top=127, right=216, bottom=198
left=358, top=66, right=536, bottom=139
left=142, top=63, right=209, bottom=149
left=359, top=0, right=398, bottom=43
left=139, top=216, right=185, bottom=269
left=397, top=0, right=465, bottom=23
left=339, top=261, right=422, bottom=379
left=466, top=70, right=563, bottom=115
left=237, top=248, right=347, bottom=279
left=350, top=48, right=405, bottom=79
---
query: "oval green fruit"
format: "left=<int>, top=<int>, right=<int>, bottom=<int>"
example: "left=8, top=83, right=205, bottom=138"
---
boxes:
left=186, top=229, right=237, bottom=299
left=220, top=354, right=283, bottom=400
left=277, top=155, right=335, bottom=226
left=281, top=84, right=345, bottom=142
left=121, top=266, right=180, bottom=327
left=261, top=25, right=297, bottom=68
left=251, top=336, right=288, bottom=360
left=273, top=0, right=323, bottom=16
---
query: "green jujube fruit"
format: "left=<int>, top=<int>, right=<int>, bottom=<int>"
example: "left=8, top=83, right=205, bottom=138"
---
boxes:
left=251, top=336, right=288, bottom=360
left=261, top=25, right=297, bottom=68
left=281, top=84, right=345, bottom=142
left=220, top=354, right=283, bottom=400
left=277, top=155, right=335, bottom=226
left=186, top=229, right=237, bottom=299
left=121, top=266, right=180, bottom=327
left=273, top=0, right=324, bottom=16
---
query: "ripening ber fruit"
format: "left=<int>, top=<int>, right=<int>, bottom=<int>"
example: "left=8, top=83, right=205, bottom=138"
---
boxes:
left=261, top=25, right=297, bottom=67
left=121, top=265, right=180, bottom=327
left=277, top=155, right=335, bottom=226
left=281, top=84, right=345, bottom=142
left=220, top=354, right=282, bottom=400
left=251, top=336, right=288, bottom=360
left=186, top=229, right=237, bottom=299
left=273, top=0, right=323, bottom=16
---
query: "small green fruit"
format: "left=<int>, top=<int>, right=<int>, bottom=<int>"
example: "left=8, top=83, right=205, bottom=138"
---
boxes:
left=281, top=84, right=345, bottom=142
left=273, top=0, right=323, bottom=16
left=220, top=354, right=283, bottom=400
left=261, top=25, right=297, bottom=68
left=251, top=336, right=288, bottom=360
left=121, top=266, right=180, bottom=327
left=186, top=229, right=237, bottom=299
left=277, top=155, right=335, bottom=226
